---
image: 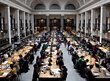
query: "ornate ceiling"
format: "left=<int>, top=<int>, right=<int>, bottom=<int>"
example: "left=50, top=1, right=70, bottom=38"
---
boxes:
left=18, top=0, right=92, bottom=10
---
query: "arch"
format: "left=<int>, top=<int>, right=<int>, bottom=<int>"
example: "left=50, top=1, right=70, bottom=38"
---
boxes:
left=49, top=4, right=61, bottom=10
left=65, top=4, right=76, bottom=10
left=65, top=0, right=80, bottom=9
left=34, top=4, right=46, bottom=10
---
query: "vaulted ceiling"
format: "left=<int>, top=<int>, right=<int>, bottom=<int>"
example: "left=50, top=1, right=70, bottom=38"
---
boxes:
left=18, top=0, right=93, bottom=10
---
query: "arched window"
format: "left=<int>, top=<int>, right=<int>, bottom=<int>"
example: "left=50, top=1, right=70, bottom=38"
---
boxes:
left=65, top=4, right=76, bottom=10
left=34, top=4, right=45, bottom=10
left=50, top=4, right=61, bottom=10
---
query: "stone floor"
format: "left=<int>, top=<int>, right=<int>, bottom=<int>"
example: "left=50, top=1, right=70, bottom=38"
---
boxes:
left=18, top=42, right=86, bottom=81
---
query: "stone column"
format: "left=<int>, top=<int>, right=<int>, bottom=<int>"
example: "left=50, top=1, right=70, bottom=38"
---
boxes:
left=46, top=15, right=49, bottom=31
left=100, top=6, right=105, bottom=43
left=85, top=12, right=88, bottom=35
left=16, top=9, right=20, bottom=42
left=81, top=13, right=83, bottom=32
left=27, top=13, right=30, bottom=34
left=61, top=15, right=64, bottom=32
left=7, top=6, right=11, bottom=44
left=31, top=14, right=34, bottom=34
left=23, top=12, right=26, bottom=36
left=91, top=9, right=95, bottom=37
left=76, top=14, right=80, bottom=32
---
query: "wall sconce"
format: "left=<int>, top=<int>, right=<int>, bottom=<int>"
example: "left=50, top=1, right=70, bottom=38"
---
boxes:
left=13, top=28, right=15, bottom=31
left=108, top=29, right=110, bottom=33
left=67, top=18, right=71, bottom=23
left=0, top=30, right=3, bottom=33
left=53, top=18, right=57, bottom=23
left=41, top=18, right=44, bottom=23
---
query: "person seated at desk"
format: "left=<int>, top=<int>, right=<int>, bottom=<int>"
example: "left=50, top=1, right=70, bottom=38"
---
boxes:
left=57, top=52, right=63, bottom=61
left=38, top=57, right=44, bottom=67
left=80, top=59, right=89, bottom=74
left=22, top=58, right=30, bottom=73
left=92, top=45, right=98, bottom=55
left=85, top=65, right=94, bottom=81
left=57, top=50, right=63, bottom=56
left=106, top=58, right=110, bottom=71
left=8, top=64, right=17, bottom=81
left=60, top=65, right=68, bottom=81
left=40, top=50, right=47, bottom=59
left=106, top=48, right=110, bottom=58
left=87, top=41, right=92, bottom=51
left=42, top=44, right=48, bottom=51
left=56, top=42, right=61, bottom=50
left=32, top=61, right=40, bottom=81
left=74, top=56, right=84, bottom=70
left=101, top=58, right=108, bottom=69
left=13, top=62, right=20, bottom=74
left=29, top=53, right=34, bottom=64
left=72, top=52, right=79, bottom=65
left=80, top=38, right=86, bottom=47
left=19, top=55, right=25, bottom=73
left=4, top=53, right=8, bottom=59
left=57, top=36, right=60, bottom=42
left=57, top=58, right=64, bottom=68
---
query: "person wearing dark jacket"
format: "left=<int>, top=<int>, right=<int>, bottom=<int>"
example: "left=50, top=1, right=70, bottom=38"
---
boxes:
left=32, top=63, right=39, bottom=81
left=19, top=55, right=25, bottom=73
left=29, top=53, right=34, bottom=64
left=22, top=58, right=30, bottom=73
left=61, top=66, right=68, bottom=81
left=85, top=65, right=95, bottom=81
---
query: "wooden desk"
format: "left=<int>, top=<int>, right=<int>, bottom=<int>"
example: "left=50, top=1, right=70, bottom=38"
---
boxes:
left=98, top=47, right=109, bottom=53
left=0, top=45, right=33, bottom=78
left=77, top=49, right=95, bottom=65
left=71, top=31, right=76, bottom=35
left=39, top=46, right=61, bottom=81
left=63, top=32, right=70, bottom=38
left=66, top=30, right=110, bottom=80
left=76, top=47, right=110, bottom=79
left=66, top=38, right=78, bottom=46
left=90, top=41, right=97, bottom=46
left=0, top=69, right=11, bottom=78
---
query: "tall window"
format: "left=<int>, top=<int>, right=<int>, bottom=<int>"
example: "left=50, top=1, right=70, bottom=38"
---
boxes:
left=65, top=4, right=76, bottom=10
left=50, top=4, right=61, bottom=10
left=34, top=4, right=45, bottom=10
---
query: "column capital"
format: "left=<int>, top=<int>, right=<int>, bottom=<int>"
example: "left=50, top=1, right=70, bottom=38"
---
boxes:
left=85, top=11, right=87, bottom=14
left=61, top=14, right=64, bottom=16
left=46, top=14, right=49, bottom=16
left=23, top=11, right=25, bottom=14
left=6, top=5, right=10, bottom=8
left=76, top=14, right=80, bottom=16
left=16, top=9, right=19, bottom=11
left=100, top=5, right=105, bottom=7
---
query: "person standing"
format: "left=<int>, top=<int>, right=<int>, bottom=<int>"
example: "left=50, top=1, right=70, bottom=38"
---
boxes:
left=67, top=41, right=70, bottom=50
